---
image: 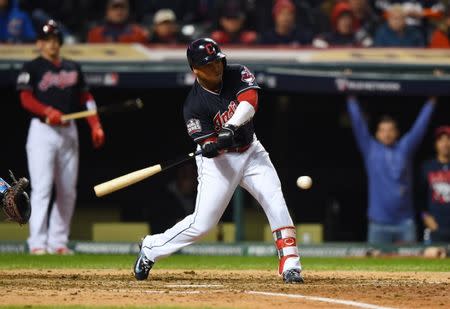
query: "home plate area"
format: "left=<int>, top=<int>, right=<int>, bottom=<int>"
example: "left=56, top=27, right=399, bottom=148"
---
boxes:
left=0, top=269, right=449, bottom=308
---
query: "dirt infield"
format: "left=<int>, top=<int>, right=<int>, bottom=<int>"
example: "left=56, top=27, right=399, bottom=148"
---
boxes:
left=0, top=269, right=449, bottom=308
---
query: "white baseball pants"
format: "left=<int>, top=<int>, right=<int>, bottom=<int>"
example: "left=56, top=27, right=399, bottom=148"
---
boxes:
left=142, top=137, right=300, bottom=273
left=26, top=119, right=79, bottom=252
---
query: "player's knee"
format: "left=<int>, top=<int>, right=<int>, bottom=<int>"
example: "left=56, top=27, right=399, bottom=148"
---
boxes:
left=55, top=189, right=76, bottom=203
left=31, top=187, right=52, bottom=201
left=192, top=222, right=216, bottom=238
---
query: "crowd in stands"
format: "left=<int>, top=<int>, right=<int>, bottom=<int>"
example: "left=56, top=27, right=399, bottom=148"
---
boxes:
left=1, top=0, right=449, bottom=47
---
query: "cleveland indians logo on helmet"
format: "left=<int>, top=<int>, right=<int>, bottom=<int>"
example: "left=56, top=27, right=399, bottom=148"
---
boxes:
left=205, top=43, right=215, bottom=55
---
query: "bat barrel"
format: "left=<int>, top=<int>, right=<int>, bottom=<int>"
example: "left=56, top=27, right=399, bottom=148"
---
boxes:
left=94, top=164, right=162, bottom=197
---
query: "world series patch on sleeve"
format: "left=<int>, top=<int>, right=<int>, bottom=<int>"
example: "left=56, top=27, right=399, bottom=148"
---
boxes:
left=187, top=118, right=202, bottom=135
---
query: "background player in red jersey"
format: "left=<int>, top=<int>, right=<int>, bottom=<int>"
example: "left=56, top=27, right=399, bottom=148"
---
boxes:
left=134, top=38, right=303, bottom=284
left=16, top=20, right=105, bottom=255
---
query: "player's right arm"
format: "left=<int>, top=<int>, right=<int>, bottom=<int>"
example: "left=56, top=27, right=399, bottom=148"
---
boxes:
left=16, top=62, right=64, bottom=125
left=346, top=95, right=371, bottom=157
left=399, top=98, right=436, bottom=156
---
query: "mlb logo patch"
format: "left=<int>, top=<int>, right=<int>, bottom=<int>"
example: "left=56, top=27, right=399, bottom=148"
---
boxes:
left=186, top=118, right=202, bottom=135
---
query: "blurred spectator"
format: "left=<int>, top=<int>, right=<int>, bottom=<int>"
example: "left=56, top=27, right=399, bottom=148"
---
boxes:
left=429, top=7, right=450, bottom=47
left=210, top=0, right=257, bottom=44
left=374, top=0, right=444, bottom=26
left=347, top=0, right=380, bottom=45
left=135, top=0, right=214, bottom=27
left=87, top=0, right=148, bottom=43
left=0, top=0, right=35, bottom=43
left=347, top=95, right=436, bottom=244
left=374, top=4, right=425, bottom=46
left=313, top=2, right=359, bottom=47
left=419, top=126, right=450, bottom=243
left=260, top=0, right=313, bottom=45
left=21, top=0, right=98, bottom=42
left=149, top=9, right=188, bottom=44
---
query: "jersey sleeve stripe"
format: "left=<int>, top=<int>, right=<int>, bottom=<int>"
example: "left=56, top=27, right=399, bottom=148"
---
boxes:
left=193, top=132, right=216, bottom=142
left=236, top=85, right=261, bottom=96
left=17, top=84, right=33, bottom=91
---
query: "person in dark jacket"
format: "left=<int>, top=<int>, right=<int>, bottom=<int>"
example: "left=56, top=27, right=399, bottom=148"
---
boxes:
left=260, top=0, right=312, bottom=46
left=210, top=0, right=257, bottom=45
left=347, top=95, right=436, bottom=244
left=149, top=9, right=188, bottom=44
left=374, top=4, right=425, bottom=47
left=87, top=0, right=148, bottom=43
left=419, top=126, right=450, bottom=243
left=313, top=2, right=359, bottom=47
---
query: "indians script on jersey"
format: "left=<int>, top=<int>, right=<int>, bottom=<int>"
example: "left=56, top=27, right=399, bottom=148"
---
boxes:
left=213, top=101, right=237, bottom=131
left=428, top=170, right=450, bottom=203
left=38, top=70, right=78, bottom=91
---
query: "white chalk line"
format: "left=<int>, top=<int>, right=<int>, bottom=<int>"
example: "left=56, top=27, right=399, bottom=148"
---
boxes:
left=246, top=291, right=396, bottom=309
left=140, top=284, right=399, bottom=308
left=165, top=284, right=223, bottom=288
left=145, top=290, right=201, bottom=295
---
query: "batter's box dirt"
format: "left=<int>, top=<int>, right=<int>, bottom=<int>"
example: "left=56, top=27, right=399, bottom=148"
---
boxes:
left=0, top=269, right=449, bottom=308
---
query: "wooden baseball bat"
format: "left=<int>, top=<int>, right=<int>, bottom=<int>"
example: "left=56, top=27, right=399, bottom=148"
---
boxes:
left=94, top=150, right=201, bottom=197
left=46, top=98, right=144, bottom=123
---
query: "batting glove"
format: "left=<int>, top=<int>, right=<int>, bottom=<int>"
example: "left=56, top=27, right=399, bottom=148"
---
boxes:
left=217, top=124, right=236, bottom=149
left=201, top=142, right=219, bottom=158
left=44, top=107, right=64, bottom=125
left=91, top=126, right=105, bottom=149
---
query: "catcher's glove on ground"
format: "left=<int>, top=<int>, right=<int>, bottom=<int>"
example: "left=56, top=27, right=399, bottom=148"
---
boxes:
left=1, top=170, right=31, bottom=225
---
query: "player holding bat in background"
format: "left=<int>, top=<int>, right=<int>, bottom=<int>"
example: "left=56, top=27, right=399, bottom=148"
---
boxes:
left=16, top=20, right=105, bottom=255
left=134, top=38, right=303, bottom=283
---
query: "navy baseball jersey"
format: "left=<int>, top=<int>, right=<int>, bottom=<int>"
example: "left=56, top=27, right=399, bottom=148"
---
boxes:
left=183, top=64, right=260, bottom=147
left=421, top=159, right=450, bottom=227
left=16, top=56, right=87, bottom=114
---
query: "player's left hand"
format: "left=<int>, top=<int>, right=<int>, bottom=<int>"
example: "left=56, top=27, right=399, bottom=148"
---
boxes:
left=201, top=142, right=219, bottom=158
left=217, top=124, right=236, bottom=149
left=423, top=212, right=439, bottom=231
left=91, top=126, right=105, bottom=149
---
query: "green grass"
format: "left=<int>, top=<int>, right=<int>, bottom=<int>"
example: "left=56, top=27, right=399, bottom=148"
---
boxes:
left=0, top=254, right=449, bottom=272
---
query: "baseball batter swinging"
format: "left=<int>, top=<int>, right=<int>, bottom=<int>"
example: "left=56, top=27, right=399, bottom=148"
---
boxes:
left=134, top=38, right=303, bottom=283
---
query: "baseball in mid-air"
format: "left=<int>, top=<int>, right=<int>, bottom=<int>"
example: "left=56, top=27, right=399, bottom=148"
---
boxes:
left=296, top=176, right=312, bottom=190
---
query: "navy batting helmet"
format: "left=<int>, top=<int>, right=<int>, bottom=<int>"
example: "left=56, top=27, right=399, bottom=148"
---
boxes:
left=38, top=20, right=63, bottom=44
left=186, top=38, right=226, bottom=69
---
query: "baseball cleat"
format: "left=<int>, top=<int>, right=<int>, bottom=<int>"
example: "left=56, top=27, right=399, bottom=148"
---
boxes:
left=49, top=247, right=74, bottom=255
left=133, top=242, right=154, bottom=280
left=30, top=248, right=47, bottom=255
left=283, top=268, right=304, bottom=284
